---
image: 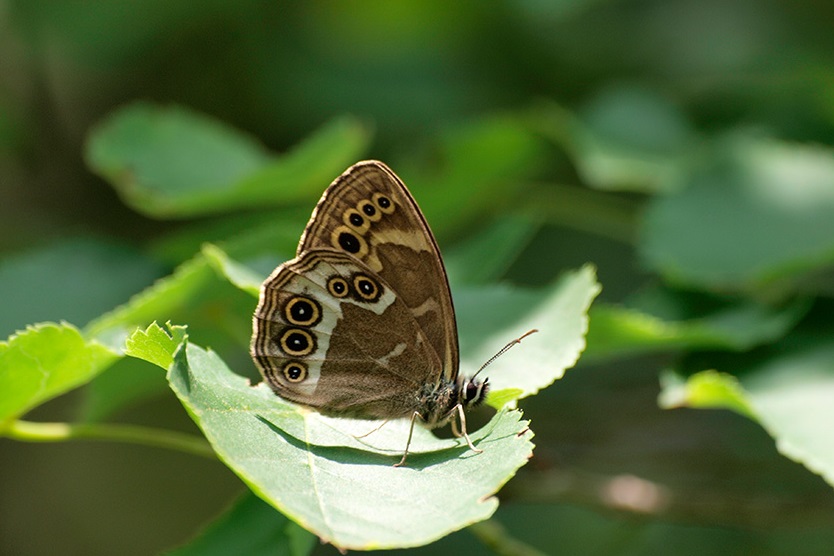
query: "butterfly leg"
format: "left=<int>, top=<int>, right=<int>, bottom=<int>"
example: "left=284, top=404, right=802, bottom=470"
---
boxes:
left=455, top=403, right=482, bottom=454
left=394, top=411, right=423, bottom=467
left=450, top=415, right=461, bottom=437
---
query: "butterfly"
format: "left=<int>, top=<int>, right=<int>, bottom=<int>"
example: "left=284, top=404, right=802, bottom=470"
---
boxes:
left=251, top=160, right=532, bottom=466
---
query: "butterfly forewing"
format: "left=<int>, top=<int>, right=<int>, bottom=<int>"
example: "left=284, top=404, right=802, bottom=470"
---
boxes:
left=296, top=161, right=459, bottom=381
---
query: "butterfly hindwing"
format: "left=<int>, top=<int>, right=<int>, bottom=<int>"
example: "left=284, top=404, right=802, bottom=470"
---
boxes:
left=252, top=249, right=442, bottom=420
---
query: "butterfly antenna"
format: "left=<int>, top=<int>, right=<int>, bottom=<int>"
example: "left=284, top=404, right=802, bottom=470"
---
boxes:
left=472, top=329, right=538, bottom=379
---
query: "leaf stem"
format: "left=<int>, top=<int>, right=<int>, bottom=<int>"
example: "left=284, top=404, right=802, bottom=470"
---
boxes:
left=469, top=519, right=549, bottom=556
left=4, top=420, right=217, bottom=459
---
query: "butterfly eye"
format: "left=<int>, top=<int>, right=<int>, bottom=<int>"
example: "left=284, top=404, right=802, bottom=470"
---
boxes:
left=278, top=328, right=317, bottom=357
left=284, top=296, right=321, bottom=327
left=464, top=378, right=488, bottom=407
left=372, top=193, right=395, bottom=214
left=327, top=276, right=350, bottom=298
left=282, top=361, right=307, bottom=383
left=353, top=274, right=381, bottom=302
left=343, top=209, right=370, bottom=234
left=331, top=226, right=368, bottom=258
left=357, top=199, right=382, bottom=222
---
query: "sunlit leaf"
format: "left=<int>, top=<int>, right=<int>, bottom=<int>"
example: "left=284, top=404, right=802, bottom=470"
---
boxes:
left=457, top=265, right=600, bottom=401
left=168, top=342, right=534, bottom=550
left=124, top=321, right=188, bottom=370
left=0, top=323, right=118, bottom=423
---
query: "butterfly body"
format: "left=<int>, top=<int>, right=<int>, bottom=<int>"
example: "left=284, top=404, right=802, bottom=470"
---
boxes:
left=416, top=373, right=489, bottom=427
left=251, top=161, right=488, bottom=465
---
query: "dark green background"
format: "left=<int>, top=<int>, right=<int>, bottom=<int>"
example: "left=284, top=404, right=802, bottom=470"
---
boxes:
left=2, top=2, right=834, bottom=555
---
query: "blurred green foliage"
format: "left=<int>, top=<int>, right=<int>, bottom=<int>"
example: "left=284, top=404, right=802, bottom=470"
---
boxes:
left=3, top=1, right=834, bottom=555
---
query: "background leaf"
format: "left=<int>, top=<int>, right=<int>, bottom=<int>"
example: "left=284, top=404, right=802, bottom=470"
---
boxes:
left=531, top=90, right=695, bottom=194
left=85, top=250, right=255, bottom=359
left=86, top=104, right=370, bottom=217
left=660, top=332, right=834, bottom=488
left=585, top=294, right=810, bottom=361
left=167, top=492, right=316, bottom=556
left=640, top=135, right=834, bottom=291
left=444, top=216, right=540, bottom=285
left=456, top=265, right=600, bottom=400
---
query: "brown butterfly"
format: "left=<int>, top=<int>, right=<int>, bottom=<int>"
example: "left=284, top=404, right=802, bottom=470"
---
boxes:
left=251, top=160, right=532, bottom=466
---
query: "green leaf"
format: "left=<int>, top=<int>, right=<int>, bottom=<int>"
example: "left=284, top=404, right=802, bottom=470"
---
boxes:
left=86, top=103, right=370, bottom=217
left=84, top=254, right=213, bottom=346
left=168, top=341, right=534, bottom=550
left=400, top=114, right=549, bottom=237
left=0, top=322, right=119, bottom=424
left=456, top=264, right=600, bottom=401
left=659, top=341, right=834, bottom=488
left=640, top=135, right=834, bottom=291
left=232, top=116, right=370, bottom=207
left=166, top=492, right=316, bottom=556
left=86, top=102, right=270, bottom=216
left=114, top=251, right=593, bottom=548
left=485, top=388, right=524, bottom=410
left=148, top=209, right=303, bottom=267
left=585, top=295, right=809, bottom=361
left=202, top=244, right=262, bottom=296
left=530, top=93, right=694, bottom=193
left=658, top=369, right=756, bottom=418
left=741, top=343, right=834, bottom=488
left=124, top=321, right=188, bottom=370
